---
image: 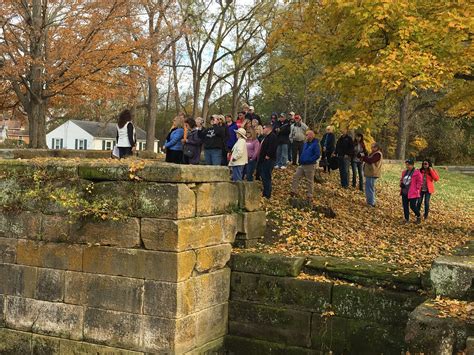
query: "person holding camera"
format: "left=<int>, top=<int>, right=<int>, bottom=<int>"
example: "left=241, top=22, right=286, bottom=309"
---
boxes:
left=417, top=159, right=440, bottom=220
left=400, top=159, right=423, bottom=224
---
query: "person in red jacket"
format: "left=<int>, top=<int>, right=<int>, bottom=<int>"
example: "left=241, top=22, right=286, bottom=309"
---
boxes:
left=400, top=159, right=423, bottom=224
left=417, top=159, right=440, bottom=220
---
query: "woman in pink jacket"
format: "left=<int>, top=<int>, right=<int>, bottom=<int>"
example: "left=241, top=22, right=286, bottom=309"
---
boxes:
left=243, top=127, right=261, bottom=181
left=400, top=159, right=423, bottom=224
left=417, top=159, right=440, bottom=220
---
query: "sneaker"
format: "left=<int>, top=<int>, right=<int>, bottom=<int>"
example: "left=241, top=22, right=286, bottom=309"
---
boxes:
left=280, top=166, right=287, bottom=170
left=274, top=166, right=280, bottom=169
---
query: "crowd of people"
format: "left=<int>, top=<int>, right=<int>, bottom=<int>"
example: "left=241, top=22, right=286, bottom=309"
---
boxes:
left=115, top=107, right=439, bottom=224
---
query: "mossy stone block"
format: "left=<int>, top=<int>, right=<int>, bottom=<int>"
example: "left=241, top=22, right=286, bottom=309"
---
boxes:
left=230, top=252, right=305, bottom=277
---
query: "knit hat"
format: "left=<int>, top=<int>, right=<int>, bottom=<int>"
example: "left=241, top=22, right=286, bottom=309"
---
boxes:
left=405, top=158, right=415, bottom=165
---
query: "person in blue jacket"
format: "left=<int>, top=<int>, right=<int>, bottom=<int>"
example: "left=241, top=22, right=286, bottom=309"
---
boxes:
left=290, top=130, right=320, bottom=202
left=164, top=116, right=184, bottom=164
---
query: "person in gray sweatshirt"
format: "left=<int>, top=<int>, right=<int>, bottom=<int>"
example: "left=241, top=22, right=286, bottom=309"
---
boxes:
left=289, top=115, right=308, bottom=165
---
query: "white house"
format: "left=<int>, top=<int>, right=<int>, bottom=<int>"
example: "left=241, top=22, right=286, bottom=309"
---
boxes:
left=46, top=120, right=159, bottom=153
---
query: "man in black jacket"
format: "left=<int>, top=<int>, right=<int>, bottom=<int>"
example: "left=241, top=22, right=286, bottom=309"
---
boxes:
left=335, top=127, right=354, bottom=188
left=274, top=113, right=291, bottom=169
left=258, top=123, right=278, bottom=198
left=199, top=115, right=226, bottom=165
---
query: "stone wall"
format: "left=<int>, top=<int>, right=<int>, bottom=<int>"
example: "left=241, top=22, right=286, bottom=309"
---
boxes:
left=226, top=253, right=427, bottom=354
left=0, top=159, right=263, bottom=354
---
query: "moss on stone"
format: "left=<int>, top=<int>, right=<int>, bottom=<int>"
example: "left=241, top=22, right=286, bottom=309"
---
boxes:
left=231, top=252, right=306, bottom=277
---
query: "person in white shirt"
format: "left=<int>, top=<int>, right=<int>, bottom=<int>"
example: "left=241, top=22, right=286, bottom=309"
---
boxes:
left=229, top=128, right=248, bottom=181
left=115, top=109, right=136, bottom=158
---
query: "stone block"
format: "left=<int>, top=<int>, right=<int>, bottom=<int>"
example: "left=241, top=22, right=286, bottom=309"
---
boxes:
left=305, top=255, right=421, bottom=289
left=0, top=211, right=41, bottom=239
left=32, top=334, right=61, bottom=355
left=185, top=337, right=225, bottom=355
left=83, top=246, right=196, bottom=282
left=236, top=211, right=266, bottom=239
left=222, top=214, right=238, bottom=243
left=92, top=182, right=195, bottom=219
left=69, top=217, right=141, bottom=248
left=65, top=272, right=144, bottom=314
left=405, top=301, right=470, bottom=353
left=77, top=160, right=228, bottom=183
left=0, top=294, right=4, bottom=327
left=35, top=268, right=64, bottom=302
left=195, top=302, right=228, bottom=347
left=195, top=182, right=239, bottom=217
left=143, top=279, right=195, bottom=318
left=311, top=315, right=405, bottom=354
left=230, top=272, right=332, bottom=313
left=228, top=300, right=312, bottom=347
left=0, top=328, right=32, bottom=354
left=84, top=307, right=141, bottom=350
left=0, top=237, right=17, bottom=263
left=141, top=215, right=235, bottom=252
left=233, top=237, right=261, bottom=249
left=235, top=181, right=262, bottom=212
left=41, top=214, right=70, bottom=243
left=230, top=252, right=305, bottom=277
left=142, top=313, right=196, bottom=353
left=5, top=296, right=84, bottom=340
left=16, top=240, right=83, bottom=271
left=225, top=335, right=317, bottom=355
left=430, top=256, right=474, bottom=299
left=59, top=338, right=144, bottom=354
left=194, top=268, right=231, bottom=312
left=195, top=244, right=232, bottom=273
left=332, top=284, right=425, bottom=325
left=0, top=264, right=37, bottom=298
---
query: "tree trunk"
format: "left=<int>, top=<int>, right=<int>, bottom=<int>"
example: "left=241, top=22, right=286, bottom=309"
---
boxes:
left=146, top=74, right=158, bottom=152
left=396, top=92, right=411, bottom=160
left=171, top=42, right=181, bottom=115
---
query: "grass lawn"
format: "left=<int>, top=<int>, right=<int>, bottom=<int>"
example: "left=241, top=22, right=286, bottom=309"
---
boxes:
left=248, top=163, right=473, bottom=273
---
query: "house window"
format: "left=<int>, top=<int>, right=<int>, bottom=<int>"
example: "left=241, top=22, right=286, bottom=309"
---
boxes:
left=138, top=141, right=146, bottom=151
left=75, top=139, right=87, bottom=150
left=102, top=140, right=114, bottom=150
left=51, top=138, right=63, bottom=149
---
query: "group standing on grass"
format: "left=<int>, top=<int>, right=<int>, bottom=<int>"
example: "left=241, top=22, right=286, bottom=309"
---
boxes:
left=115, top=107, right=439, bottom=223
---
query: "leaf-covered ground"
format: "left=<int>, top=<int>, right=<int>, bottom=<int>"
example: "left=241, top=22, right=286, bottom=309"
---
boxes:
left=246, top=163, right=473, bottom=273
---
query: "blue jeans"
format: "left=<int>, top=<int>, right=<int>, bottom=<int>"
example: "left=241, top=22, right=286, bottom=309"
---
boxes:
left=276, top=144, right=288, bottom=167
left=365, top=177, right=377, bottom=206
left=352, top=161, right=364, bottom=190
left=402, top=194, right=420, bottom=221
left=204, top=148, right=222, bottom=166
left=244, top=159, right=257, bottom=181
left=258, top=159, right=275, bottom=198
left=231, top=165, right=244, bottom=182
left=417, top=191, right=432, bottom=218
left=338, top=156, right=350, bottom=187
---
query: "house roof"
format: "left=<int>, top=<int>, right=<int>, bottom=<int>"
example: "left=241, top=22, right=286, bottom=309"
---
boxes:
left=70, top=120, right=153, bottom=140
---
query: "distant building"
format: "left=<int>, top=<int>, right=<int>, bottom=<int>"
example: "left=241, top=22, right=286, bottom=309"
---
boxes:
left=0, top=118, right=29, bottom=145
left=46, top=120, right=159, bottom=152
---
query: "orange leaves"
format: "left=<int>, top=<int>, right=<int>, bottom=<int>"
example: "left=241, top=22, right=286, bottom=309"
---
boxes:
left=254, top=164, right=471, bottom=274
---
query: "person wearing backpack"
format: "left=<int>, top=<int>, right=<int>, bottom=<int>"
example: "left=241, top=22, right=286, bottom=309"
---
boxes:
left=417, top=159, right=440, bottom=220
left=400, top=159, right=423, bottom=224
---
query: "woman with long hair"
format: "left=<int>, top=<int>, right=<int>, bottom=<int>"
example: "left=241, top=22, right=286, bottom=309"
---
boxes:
left=116, top=109, right=136, bottom=159
left=182, top=117, right=202, bottom=165
left=352, top=133, right=368, bottom=191
left=164, top=116, right=184, bottom=164
left=243, top=127, right=260, bottom=181
left=417, top=159, right=440, bottom=220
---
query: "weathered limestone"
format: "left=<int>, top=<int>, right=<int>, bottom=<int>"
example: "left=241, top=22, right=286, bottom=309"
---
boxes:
left=235, top=210, right=266, bottom=248
left=430, top=255, right=474, bottom=299
left=194, top=182, right=239, bottom=216
left=141, top=214, right=237, bottom=252
left=230, top=252, right=306, bottom=277
left=0, top=156, right=265, bottom=353
left=405, top=301, right=471, bottom=354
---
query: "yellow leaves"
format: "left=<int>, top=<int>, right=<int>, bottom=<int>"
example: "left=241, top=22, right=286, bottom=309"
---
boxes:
left=426, top=297, right=473, bottom=322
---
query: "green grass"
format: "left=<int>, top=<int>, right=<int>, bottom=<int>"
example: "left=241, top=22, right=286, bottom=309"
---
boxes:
left=379, top=163, right=474, bottom=211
